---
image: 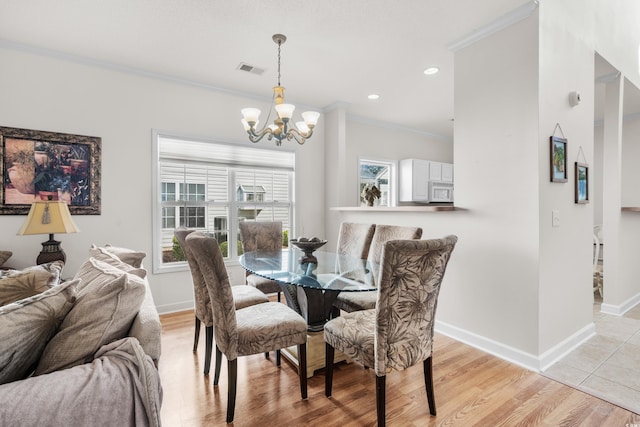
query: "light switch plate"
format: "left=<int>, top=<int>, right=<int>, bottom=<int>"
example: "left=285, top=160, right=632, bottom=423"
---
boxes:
left=552, top=210, right=560, bottom=227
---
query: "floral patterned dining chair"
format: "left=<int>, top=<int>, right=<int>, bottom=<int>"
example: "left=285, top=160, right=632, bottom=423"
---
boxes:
left=186, top=231, right=308, bottom=423
left=324, top=236, right=458, bottom=427
left=174, top=228, right=267, bottom=381
left=333, top=224, right=422, bottom=313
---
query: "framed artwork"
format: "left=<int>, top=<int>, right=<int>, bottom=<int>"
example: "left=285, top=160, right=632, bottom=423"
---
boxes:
left=0, top=126, right=101, bottom=215
left=575, top=162, right=589, bottom=204
left=550, top=136, right=567, bottom=183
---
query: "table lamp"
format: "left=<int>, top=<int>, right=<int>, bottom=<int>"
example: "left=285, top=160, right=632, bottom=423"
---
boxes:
left=17, top=200, right=80, bottom=264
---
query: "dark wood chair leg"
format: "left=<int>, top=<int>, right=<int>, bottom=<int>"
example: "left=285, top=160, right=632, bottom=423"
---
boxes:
left=193, top=316, right=201, bottom=353
left=325, top=343, right=335, bottom=397
left=214, top=345, right=222, bottom=386
left=424, top=356, right=436, bottom=415
left=226, top=359, right=237, bottom=423
left=265, top=352, right=269, bottom=359
left=277, top=291, right=281, bottom=302
left=204, top=326, right=213, bottom=375
left=298, top=343, right=308, bottom=399
left=376, top=375, right=386, bottom=427
left=276, top=349, right=281, bottom=367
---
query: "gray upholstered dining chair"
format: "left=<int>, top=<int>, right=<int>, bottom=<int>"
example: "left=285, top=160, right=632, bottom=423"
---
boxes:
left=333, top=224, right=422, bottom=313
left=324, top=236, right=458, bottom=427
left=238, top=221, right=283, bottom=301
left=174, top=228, right=268, bottom=379
left=185, top=231, right=308, bottom=423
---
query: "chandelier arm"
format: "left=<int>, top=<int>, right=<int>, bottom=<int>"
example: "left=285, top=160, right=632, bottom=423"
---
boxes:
left=286, top=128, right=313, bottom=145
left=247, top=128, right=275, bottom=144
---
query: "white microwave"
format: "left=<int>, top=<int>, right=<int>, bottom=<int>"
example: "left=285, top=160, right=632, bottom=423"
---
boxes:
left=428, top=181, right=454, bottom=202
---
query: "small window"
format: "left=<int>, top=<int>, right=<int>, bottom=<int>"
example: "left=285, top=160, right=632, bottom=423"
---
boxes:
left=359, top=159, right=396, bottom=207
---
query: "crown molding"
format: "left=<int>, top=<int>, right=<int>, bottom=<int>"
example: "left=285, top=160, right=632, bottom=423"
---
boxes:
left=1, top=38, right=452, bottom=139
left=447, top=0, right=539, bottom=52
left=0, top=38, right=321, bottom=111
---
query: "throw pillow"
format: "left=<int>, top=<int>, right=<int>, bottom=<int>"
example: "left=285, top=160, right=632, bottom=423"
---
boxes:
left=0, top=261, right=65, bottom=306
left=104, top=244, right=146, bottom=268
left=0, top=251, right=11, bottom=267
left=88, top=245, right=147, bottom=279
left=35, top=258, right=146, bottom=375
left=0, top=279, right=77, bottom=384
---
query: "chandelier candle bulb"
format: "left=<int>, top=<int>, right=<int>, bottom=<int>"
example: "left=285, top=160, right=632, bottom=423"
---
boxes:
left=275, top=103, right=295, bottom=120
left=302, top=111, right=320, bottom=126
left=296, top=122, right=310, bottom=133
left=241, top=108, right=261, bottom=125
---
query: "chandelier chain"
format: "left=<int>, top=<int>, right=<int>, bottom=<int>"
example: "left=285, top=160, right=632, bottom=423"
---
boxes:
left=277, top=40, right=282, bottom=87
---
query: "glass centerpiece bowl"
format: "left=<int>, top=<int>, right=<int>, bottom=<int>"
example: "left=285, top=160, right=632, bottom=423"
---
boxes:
left=290, top=238, right=327, bottom=265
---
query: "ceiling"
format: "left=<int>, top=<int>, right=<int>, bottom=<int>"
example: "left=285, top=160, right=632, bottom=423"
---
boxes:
left=0, top=0, right=637, bottom=140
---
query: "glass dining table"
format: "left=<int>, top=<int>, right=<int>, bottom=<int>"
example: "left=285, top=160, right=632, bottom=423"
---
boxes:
left=239, top=247, right=377, bottom=332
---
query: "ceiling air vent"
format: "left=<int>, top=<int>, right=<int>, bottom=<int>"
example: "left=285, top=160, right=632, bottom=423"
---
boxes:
left=237, top=63, right=265, bottom=75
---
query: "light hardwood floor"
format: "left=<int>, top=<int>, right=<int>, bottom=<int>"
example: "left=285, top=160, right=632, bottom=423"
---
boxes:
left=159, top=309, right=640, bottom=426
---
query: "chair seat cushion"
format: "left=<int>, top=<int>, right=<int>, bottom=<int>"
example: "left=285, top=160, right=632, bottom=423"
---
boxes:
left=232, top=285, right=269, bottom=310
left=235, top=302, right=307, bottom=356
left=324, top=309, right=375, bottom=369
left=334, top=291, right=378, bottom=312
left=246, top=274, right=282, bottom=294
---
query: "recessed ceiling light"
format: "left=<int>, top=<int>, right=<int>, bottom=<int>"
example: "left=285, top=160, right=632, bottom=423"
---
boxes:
left=368, top=94, right=380, bottom=100
left=423, top=67, right=440, bottom=75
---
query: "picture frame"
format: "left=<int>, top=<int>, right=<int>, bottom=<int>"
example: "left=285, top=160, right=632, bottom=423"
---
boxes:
left=575, top=162, right=589, bottom=204
left=0, top=126, right=101, bottom=215
left=550, top=136, right=568, bottom=183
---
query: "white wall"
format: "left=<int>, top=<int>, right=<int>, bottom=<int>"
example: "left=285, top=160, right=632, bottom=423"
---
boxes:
left=0, top=46, right=325, bottom=314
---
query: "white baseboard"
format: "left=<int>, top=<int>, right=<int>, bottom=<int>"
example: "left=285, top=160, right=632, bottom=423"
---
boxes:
left=435, top=320, right=596, bottom=372
left=156, top=301, right=194, bottom=315
left=600, top=292, right=640, bottom=316
left=435, top=320, right=540, bottom=371
left=538, top=323, right=596, bottom=371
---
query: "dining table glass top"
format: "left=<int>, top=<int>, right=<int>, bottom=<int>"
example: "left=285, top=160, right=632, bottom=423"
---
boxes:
left=239, top=248, right=378, bottom=292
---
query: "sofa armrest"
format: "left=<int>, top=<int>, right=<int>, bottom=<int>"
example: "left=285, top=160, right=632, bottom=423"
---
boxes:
left=128, top=279, right=162, bottom=363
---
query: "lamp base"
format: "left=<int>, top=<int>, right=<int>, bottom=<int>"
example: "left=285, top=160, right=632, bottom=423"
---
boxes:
left=37, top=236, right=66, bottom=265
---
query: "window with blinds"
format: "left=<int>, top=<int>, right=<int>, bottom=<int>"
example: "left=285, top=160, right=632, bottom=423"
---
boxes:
left=152, top=132, right=295, bottom=273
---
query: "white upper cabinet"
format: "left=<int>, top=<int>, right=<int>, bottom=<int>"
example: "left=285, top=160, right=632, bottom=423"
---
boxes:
left=399, top=159, right=454, bottom=202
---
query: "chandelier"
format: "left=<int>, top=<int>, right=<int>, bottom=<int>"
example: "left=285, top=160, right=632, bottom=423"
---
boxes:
left=241, top=34, right=320, bottom=146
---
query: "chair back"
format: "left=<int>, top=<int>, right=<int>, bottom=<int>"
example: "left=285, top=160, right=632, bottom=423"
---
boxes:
left=593, top=233, right=601, bottom=271
left=336, top=222, right=376, bottom=259
left=366, top=224, right=422, bottom=280
left=367, top=224, right=423, bottom=265
left=375, top=236, right=457, bottom=376
left=238, top=221, right=283, bottom=253
left=186, top=231, right=239, bottom=360
left=174, top=228, right=212, bottom=326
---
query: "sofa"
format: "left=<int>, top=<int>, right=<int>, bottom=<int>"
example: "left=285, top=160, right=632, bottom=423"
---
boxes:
left=0, top=245, right=163, bottom=427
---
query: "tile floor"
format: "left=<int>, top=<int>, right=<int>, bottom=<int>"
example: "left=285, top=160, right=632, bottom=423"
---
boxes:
left=542, top=295, right=640, bottom=414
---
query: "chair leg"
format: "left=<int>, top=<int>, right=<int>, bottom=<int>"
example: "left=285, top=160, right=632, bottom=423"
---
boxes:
left=298, top=343, right=308, bottom=399
left=424, top=357, right=436, bottom=416
left=204, top=326, right=213, bottom=375
left=277, top=291, right=281, bottom=302
left=214, top=345, right=222, bottom=386
left=226, top=359, right=237, bottom=423
left=325, top=343, right=335, bottom=397
left=193, top=316, right=201, bottom=353
left=265, top=352, right=269, bottom=359
left=376, top=375, right=386, bottom=427
left=276, top=349, right=281, bottom=367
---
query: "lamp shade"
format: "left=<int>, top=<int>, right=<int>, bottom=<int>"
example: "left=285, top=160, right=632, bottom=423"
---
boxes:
left=17, top=201, right=80, bottom=236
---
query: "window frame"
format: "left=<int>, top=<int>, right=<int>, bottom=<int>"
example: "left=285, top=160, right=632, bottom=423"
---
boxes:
left=152, top=130, right=295, bottom=274
left=358, top=157, right=397, bottom=207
